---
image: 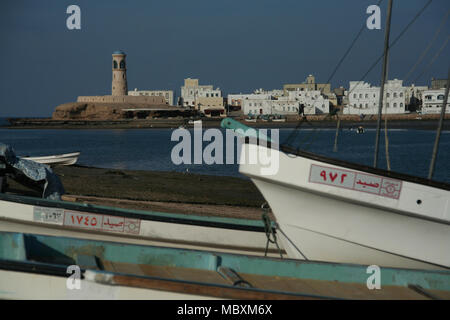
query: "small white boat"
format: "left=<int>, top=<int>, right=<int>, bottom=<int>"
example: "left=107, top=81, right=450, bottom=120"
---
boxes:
left=22, top=152, right=80, bottom=166
left=0, top=193, right=284, bottom=258
left=244, top=118, right=257, bottom=122
left=272, top=118, right=286, bottom=122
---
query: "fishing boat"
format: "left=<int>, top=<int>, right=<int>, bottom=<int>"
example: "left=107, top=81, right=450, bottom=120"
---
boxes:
left=0, top=192, right=284, bottom=258
left=222, top=120, right=450, bottom=269
left=1, top=231, right=449, bottom=299
left=221, top=1, right=450, bottom=271
left=22, top=152, right=80, bottom=166
left=231, top=138, right=450, bottom=270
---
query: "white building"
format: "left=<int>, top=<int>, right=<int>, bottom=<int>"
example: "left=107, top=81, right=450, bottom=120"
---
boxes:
left=345, top=79, right=408, bottom=115
left=180, top=78, right=222, bottom=108
left=128, top=89, right=174, bottom=105
left=422, top=89, right=450, bottom=114
left=287, top=89, right=330, bottom=114
left=227, top=89, right=283, bottom=108
left=404, top=84, right=428, bottom=105
left=241, top=88, right=329, bottom=116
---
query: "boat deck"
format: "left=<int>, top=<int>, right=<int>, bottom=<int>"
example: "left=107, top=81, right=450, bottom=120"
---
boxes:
left=1, top=232, right=446, bottom=300
left=92, top=260, right=450, bottom=300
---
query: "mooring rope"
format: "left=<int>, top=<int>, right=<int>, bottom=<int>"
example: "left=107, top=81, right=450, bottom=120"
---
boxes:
left=261, top=203, right=283, bottom=259
left=261, top=203, right=310, bottom=261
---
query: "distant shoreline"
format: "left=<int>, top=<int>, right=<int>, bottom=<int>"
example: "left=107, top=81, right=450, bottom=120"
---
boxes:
left=2, top=115, right=450, bottom=130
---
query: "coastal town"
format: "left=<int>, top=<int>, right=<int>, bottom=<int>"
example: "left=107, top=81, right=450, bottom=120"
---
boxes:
left=1, top=0, right=450, bottom=303
left=5, top=50, right=448, bottom=128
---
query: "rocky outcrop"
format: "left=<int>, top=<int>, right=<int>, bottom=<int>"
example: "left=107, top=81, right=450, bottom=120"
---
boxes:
left=52, top=102, right=175, bottom=120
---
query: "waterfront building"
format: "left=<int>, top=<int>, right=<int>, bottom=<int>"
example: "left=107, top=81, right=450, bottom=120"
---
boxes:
left=54, top=51, right=187, bottom=120
left=227, top=89, right=283, bottom=109
left=195, top=96, right=226, bottom=117
left=431, top=78, right=448, bottom=90
left=241, top=88, right=329, bottom=116
left=77, top=51, right=167, bottom=106
left=179, top=78, right=224, bottom=117
left=112, top=51, right=128, bottom=96
left=422, top=89, right=450, bottom=114
left=404, top=84, right=428, bottom=112
left=283, top=75, right=332, bottom=95
left=129, top=89, right=174, bottom=105
left=345, top=79, right=409, bottom=115
left=333, top=87, right=346, bottom=106
left=180, top=78, right=222, bottom=108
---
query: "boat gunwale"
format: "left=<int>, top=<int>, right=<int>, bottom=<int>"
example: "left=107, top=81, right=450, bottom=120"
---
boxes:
left=241, top=143, right=450, bottom=226
left=20, top=151, right=81, bottom=160
left=0, top=258, right=332, bottom=300
left=241, top=138, right=450, bottom=191
left=1, top=231, right=450, bottom=293
left=0, top=192, right=269, bottom=233
left=278, top=144, right=450, bottom=190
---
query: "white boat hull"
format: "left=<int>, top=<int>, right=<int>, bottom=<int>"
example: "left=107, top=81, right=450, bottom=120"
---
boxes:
left=239, top=143, right=450, bottom=270
left=0, top=197, right=283, bottom=257
left=22, top=152, right=80, bottom=166
left=0, top=269, right=215, bottom=300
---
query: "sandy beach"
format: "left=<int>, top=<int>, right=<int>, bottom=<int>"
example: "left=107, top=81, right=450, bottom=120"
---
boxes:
left=6, top=165, right=272, bottom=221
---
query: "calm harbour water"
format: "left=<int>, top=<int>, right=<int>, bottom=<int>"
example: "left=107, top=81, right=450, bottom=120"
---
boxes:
left=0, top=126, right=449, bottom=184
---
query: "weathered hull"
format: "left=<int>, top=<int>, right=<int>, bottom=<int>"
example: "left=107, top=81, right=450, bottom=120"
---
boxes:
left=0, top=269, right=215, bottom=300
left=0, top=194, right=283, bottom=257
left=22, top=152, right=80, bottom=166
left=239, top=143, right=450, bottom=270
left=1, top=231, right=449, bottom=300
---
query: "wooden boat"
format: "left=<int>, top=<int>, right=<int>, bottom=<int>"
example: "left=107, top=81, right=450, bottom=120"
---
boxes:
left=222, top=117, right=450, bottom=270
left=22, top=152, right=80, bottom=166
left=0, top=192, right=284, bottom=257
left=1, top=231, right=449, bottom=299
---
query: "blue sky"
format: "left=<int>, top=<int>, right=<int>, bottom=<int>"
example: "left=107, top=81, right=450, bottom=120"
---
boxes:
left=0, top=0, right=449, bottom=117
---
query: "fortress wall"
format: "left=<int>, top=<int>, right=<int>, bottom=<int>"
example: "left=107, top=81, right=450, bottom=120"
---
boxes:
left=77, top=95, right=166, bottom=104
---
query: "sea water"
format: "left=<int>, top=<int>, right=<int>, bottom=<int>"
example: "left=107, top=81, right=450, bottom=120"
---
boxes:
left=0, top=127, right=449, bottom=184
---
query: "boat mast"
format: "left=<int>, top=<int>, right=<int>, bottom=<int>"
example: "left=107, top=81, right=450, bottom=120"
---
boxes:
left=374, top=0, right=394, bottom=168
left=428, top=67, right=450, bottom=180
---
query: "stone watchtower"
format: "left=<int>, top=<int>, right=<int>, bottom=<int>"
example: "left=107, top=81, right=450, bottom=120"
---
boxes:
left=112, top=51, right=128, bottom=96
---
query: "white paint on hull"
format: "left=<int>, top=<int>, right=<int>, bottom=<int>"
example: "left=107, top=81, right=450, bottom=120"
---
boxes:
left=0, top=270, right=216, bottom=300
left=240, top=144, right=450, bottom=269
left=0, top=198, right=282, bottom=257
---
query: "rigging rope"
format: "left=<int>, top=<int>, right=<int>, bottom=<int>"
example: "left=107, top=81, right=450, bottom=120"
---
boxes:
left=412, top=35, right=450, bottom=84
left=282, top=0, right=384, bottom=148
left=347, top=0, right=434, bottom=96
left=284, top=0, right=433, bottom=161
left=337, top=0, right=433, bottom=166
left=404, top=9, right=450, bottom=82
